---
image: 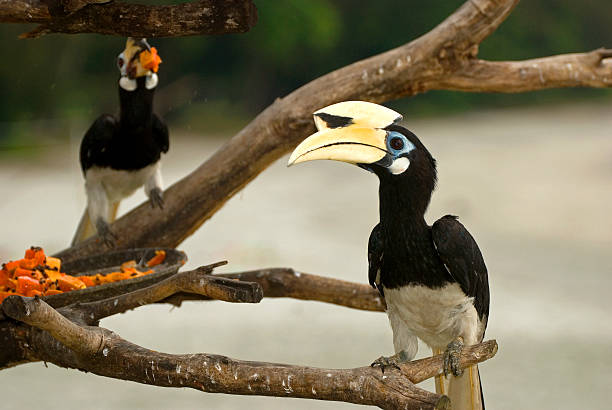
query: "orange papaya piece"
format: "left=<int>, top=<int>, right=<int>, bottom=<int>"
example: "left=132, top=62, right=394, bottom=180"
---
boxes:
left=120, top=260, right=137, bottom=271
left=78, top=276, right=96, bottom=287
left=27, top=289, right=42, bottom=297
left=4, top=261, right=19, bottom=274
left=57, top=275, right=86, bottom=292
left=0, top=269, right=11, bottom=287
left=44, top=289, right=63, bottom=296
left=44, top=269, right=63, bottom=281
left=15, top=267, right=35, bottom=278
left=19, top=259, right=38, bottom=270
left=16, top=276, right=43, bottom=295
left=46, top=257, right=61, bottom=271
left=146, top=250, right=166, bottom=267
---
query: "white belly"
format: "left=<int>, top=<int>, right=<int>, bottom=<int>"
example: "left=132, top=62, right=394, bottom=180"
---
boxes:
left=384, top=282, right=479, bottom=350
left=85, top=163, right=158, bottom=203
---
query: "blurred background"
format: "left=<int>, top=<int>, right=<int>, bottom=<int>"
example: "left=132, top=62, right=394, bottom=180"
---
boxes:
left=1, top=0, right=611, bottom=409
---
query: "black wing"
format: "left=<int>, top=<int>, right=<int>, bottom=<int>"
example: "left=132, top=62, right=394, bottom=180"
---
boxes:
left=431, top=215, right=490, bottom=327
left=152, top=113, right=169, bottom=153
left=79, top=114, right=117, bottom=173
left=368, top=223, right=384, bottom=296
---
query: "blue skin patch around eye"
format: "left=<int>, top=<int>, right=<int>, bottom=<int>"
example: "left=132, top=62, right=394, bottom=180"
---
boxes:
left=386, top=131, right=416, bottom=155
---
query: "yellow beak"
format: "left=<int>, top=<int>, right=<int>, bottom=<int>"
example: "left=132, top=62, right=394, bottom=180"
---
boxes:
left=287, top=126, right=388, bottom=166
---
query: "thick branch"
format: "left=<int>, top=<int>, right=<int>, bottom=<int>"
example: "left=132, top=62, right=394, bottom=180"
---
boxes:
left=1, top=0, right=258, bottom=38
left=3, top=297, right=498, bottom=409
left=54, top=0, right=612, bottom=262
left=161, top=268, right=386, bottom=312
left=437, top=48, right=612, bottom=92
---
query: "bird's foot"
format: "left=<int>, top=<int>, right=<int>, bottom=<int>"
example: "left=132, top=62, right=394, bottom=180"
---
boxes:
left=443, top=337, right=464, bottom=377
left=95, top=219, right=117, bottom=248
left=149, top=187, right=164, bottom=210
left=371, top=350, right=409, bottom=373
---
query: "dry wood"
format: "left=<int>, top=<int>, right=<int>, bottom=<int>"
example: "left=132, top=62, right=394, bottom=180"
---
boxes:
left=52, top=0, right=612, bottom=263
left=161, top=267, right=386, bottom=312
left=2, top=295, right=497, bottom=410
left=0, top=262, right=262, bottom=368
left=0, top=0, right=258, bottom=38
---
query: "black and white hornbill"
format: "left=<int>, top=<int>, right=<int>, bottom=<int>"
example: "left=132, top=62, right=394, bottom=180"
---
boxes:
left=288, top=101, right=490, bottom=410
left=72, top=37, right=168, bottom=247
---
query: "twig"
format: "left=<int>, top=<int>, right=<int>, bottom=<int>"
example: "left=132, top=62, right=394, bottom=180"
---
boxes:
left=53, top=0, right=612, bottom=263
left=2, top=296, right=498, bottom=410
left=0, top=0, right=258, bottom=38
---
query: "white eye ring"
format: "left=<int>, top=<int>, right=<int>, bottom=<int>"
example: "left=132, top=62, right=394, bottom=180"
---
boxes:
left=119, top=76, right=137, bottom=91
left=389, top=157, right=410, bottom=175
left=145, top=73, right=158, bottom=90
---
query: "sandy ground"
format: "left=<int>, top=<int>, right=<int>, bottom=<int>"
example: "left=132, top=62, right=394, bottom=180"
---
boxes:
left=0, top=102, right=611, bottom=409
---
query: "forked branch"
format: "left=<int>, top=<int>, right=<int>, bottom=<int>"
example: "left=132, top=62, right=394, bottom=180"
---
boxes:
left=2, top=296, right=497, bottom=410
left=53, top=0, right=612, bottom=263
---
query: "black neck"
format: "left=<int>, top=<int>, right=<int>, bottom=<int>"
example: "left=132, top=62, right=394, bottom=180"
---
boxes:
left=375, top=163, right=446, bottom=289
left=378, top=174, right=431, bottom=244
left=119, top=77, right=154, bottom=128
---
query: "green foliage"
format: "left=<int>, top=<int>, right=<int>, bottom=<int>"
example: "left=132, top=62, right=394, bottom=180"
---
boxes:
left=0, top=0, right=610, bottom=143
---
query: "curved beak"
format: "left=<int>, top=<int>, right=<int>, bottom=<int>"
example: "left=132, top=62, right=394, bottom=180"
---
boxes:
left=287, top=126, right=388, bottom=166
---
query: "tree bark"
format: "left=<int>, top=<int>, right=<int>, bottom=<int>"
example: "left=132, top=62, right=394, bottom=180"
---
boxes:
left=162, top=268, right=386, bottom=312
left=0, top=0, right=258, bottom=38
left=52, top=0, right=612, bottom=263
left=1, top=294, right=497, bottom=410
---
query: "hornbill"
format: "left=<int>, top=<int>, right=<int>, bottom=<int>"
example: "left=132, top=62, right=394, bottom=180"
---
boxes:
left=72, top=38, right=168, bottom=247
left=288, top=101, right=490, bottom=410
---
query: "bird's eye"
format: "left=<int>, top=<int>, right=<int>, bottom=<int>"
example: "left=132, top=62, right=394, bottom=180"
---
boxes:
left=117, top=57, right=124, bottom=68
left=390, top=137, right=404, bottom=151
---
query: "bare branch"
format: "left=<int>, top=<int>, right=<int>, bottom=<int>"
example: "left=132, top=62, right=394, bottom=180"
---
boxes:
left=53, top=0, right=612, bottom=262
left=3, top=296, right=497, bottom=410
left=80, top=262, right=262, bottom=322
left=161, top=268, right=386, bottom=312
left=0, top=0, right=258, bottom=38
left=437, top=48, right=612, bottom=92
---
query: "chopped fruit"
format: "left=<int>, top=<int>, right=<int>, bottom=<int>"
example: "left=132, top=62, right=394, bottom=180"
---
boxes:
left=147, top=250, right=166, bottom=267
left=0, top=247, right=167, bottom=304
left=16, top=276, right=43, bottom=296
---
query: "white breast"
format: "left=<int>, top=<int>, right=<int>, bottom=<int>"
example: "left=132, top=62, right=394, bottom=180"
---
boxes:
left=85, top=163, right=159, bottom=203
left=384, top=282, right=480, bottom=350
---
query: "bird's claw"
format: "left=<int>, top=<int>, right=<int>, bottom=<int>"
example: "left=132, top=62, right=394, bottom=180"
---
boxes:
left=149, top=187, right=164, bottom=210
left=371, top=355, right=401, bottom=373
left=95, top=219, right=117, bottom=248
left=443, top=337, right=464, bottom=377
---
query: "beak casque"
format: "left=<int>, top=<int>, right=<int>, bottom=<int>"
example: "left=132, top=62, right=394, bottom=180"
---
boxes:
left=288, top=101, right=402, bottom=166
left=122, top=38, right=160, bottom=79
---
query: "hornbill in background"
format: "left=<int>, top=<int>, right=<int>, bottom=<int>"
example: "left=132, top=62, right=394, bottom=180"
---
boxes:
left=288, top=101, right=490, bottom=410
left=72, top=38, right=168, bottom=247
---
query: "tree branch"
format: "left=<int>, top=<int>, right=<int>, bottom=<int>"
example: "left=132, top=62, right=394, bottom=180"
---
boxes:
left=53, top=0, right=611, bottom=263
left=161, top=268, right=386, bottom=312
left=0, top=0, right=258, bottom=38
left=80, top=262, right=263, bottom=323
left=437, top=48, right=612, bottom=92
left=2, top=296, right=498, bottom=410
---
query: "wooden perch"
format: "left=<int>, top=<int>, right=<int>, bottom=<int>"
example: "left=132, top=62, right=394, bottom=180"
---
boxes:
left=1, top=294, right=497, bottom=410
left=53, top=0, right=612, bottom=263
left=162, top=267, right=386, bottom=312
left=0, top=0, right=258, bottom=38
